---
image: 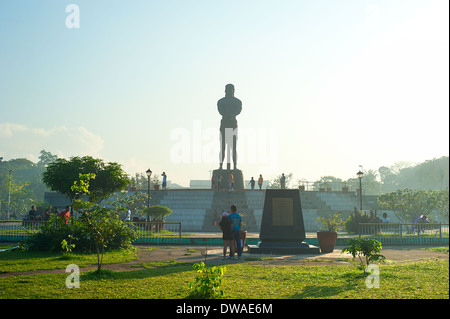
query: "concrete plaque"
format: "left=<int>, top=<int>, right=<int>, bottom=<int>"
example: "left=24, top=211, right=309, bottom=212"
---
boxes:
left=249, top=189, right=319, bottom=254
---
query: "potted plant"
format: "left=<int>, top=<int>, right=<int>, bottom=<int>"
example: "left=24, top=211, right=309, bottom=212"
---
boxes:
left=143, top=205, right=172, bottom=231
left=152, top=174, right=160, bottom=191
left=341, top=181, right=349, bottom=193
left=316, top=212, right=343, bottom=253
left=297, top=179, right=306, bottom=191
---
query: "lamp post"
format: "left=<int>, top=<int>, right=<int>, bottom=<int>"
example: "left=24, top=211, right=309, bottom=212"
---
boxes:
left=146, top=169, right=152, bottom=208
left=357, top=170, right=364, bottom=211
left=7, top=170, right=13, bottom=220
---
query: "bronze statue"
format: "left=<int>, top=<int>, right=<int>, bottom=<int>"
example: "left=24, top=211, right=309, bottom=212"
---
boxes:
left=217, top=84, right=242, bottom=170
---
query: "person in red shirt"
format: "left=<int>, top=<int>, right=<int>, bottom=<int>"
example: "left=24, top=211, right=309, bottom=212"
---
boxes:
left=60, top=206, right=70, bottom=224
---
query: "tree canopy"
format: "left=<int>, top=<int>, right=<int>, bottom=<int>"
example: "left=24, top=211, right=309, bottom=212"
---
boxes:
left=42, top=156, right=130, bottom=203
left=378, top=188, right=449, bottom=223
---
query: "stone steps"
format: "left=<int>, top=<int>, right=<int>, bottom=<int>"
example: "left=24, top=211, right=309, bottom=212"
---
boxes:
left=46, top=190, right=381, bottom=232
left=155, top=190, right=381, bottom=232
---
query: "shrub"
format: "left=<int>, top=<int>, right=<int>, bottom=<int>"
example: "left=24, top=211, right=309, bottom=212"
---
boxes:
left=23, top=213, right=137, bottom=253
left=143, top=205, right=172, bottom=221
left=316, top=212, right=343, bottom=232
left=341, top=238, right=386, bottom=272
left=344, top=210, right=371, bottom=234
left=188, top=262, right=226, bottom=299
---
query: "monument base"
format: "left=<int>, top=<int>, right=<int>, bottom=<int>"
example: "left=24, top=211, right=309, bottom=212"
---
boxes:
left=212, top=168, right=244, bottom=191
left=248, top=241, right=320, bottom=254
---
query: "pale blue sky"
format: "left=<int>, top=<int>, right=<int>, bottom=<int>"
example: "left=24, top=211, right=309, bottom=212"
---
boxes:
left=1, top=0, right=448, bottom=186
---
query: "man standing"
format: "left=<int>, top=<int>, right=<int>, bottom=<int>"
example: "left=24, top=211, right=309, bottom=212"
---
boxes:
left=258, top=174, right=263, bottom=190
left=228, top=204, right=242, bottom=259
left=280, top=173, right=286, bottom=189
left=228, top=172, right=235, bottom=192
left=28, top=205, right=37, bottom=221
left=161, top=172, right=167, bottom=190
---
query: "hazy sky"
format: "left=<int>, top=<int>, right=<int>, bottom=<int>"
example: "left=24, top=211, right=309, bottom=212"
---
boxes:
left=1, top=0, right=448, bottom=186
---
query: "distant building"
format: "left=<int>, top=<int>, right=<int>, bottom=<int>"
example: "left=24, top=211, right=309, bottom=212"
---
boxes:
left=165, top=181, right=187, bottom=189
left=189, top=180, right=211, bottom=189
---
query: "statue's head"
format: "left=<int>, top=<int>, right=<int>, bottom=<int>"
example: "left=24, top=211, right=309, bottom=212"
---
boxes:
left=225, top=84, right=235, bottom=96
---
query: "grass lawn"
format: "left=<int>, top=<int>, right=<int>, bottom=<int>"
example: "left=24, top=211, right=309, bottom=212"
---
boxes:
left=0, top=246, right=139, bottom=273
left=0, top=246, right=448, bottom=299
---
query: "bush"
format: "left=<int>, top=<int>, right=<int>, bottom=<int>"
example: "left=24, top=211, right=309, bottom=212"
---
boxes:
left=316, top=212, right=343, bottom=232
left=341, top=238, right=386, bottom=272
left=344, top=210, right=371, bottom=234
left=188, top=262, right=226, bottom=299
left=143, top=205, right=172, bottom=221
left=22, top=214, right=137, bottom=253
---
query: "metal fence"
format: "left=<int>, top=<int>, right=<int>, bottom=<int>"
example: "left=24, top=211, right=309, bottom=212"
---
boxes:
left=358, top=223, right=449, bottom=245
left=131, top=222, right=182, bottom=244
left=0, top=220, right=182, bottom=245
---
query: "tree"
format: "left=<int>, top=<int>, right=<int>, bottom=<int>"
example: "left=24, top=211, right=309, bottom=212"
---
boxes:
left=379, top=157, right=449, bottom=192
left=129, top=173, right=148, bottom=190
left=378, top=188, right=446, bottom=223
left=143, top=205, right=173, bottom=222
left=346, top=169, right=381, bottom=195
left=109, top=191, right=149, bottom=220
left=42, top=156, right=130, bottom=204
left=313, top=176, right=343, bottom=191
left=71, top=173, right=136, bottom=271
left=0, top=172, right=33, bottom=218
left=23, top=173, right=137, bottom=262
left=37, top=150, right=58, bottom=168
left=435, top=189, right=449, bottom=220
left=341, top=238, right=386, bottom=272
left=269, top=173, right=293, bottom=189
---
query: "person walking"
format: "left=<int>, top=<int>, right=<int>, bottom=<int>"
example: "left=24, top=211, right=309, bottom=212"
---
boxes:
left=228, top=204, right=242, bottom=258
left=249, top=177, right=256, bottom=190
left=219, top=212, right=235, bottom=259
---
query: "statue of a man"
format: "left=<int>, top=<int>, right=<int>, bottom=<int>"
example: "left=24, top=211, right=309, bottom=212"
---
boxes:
left=218, top=84, right=242, bottom=170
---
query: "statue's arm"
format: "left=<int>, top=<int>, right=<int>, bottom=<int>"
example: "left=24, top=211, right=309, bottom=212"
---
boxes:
left=217, top=101, right=224, bottom=116
left=236, top=102, right=242, bottom=115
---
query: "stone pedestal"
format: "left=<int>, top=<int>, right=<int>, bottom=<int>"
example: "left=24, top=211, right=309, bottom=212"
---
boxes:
left=212, top=168, right=244, bottom=191
left=248, top=189, right=320, bottom=254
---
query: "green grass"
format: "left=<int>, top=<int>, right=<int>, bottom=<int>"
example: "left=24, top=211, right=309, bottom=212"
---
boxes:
left=0, top=247, right=138, bottom=273
left=421, top=246, right=449, bottom=254
left=0, top=247, right=448, bottom=299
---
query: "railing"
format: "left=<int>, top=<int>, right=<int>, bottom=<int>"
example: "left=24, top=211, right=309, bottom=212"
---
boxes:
left=358, top=223, right=449, bottom=245
left=131, top=222, right=182, bottom=244
left=0, top=220, right=45, bottom=242
left=0, top=220, right=182, bottom=245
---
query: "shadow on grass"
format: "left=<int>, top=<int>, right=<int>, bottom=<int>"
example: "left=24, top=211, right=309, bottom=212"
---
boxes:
left=80, top=260, right=194, bottom=282
left=291, top=272, right=366, bottom=299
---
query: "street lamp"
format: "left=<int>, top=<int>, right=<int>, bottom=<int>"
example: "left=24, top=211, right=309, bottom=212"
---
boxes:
left=146, top=169, right=152, bottom=208
left=357, top=170, right=364, bottom=211
left=7, top=170, right=13, bottom=220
